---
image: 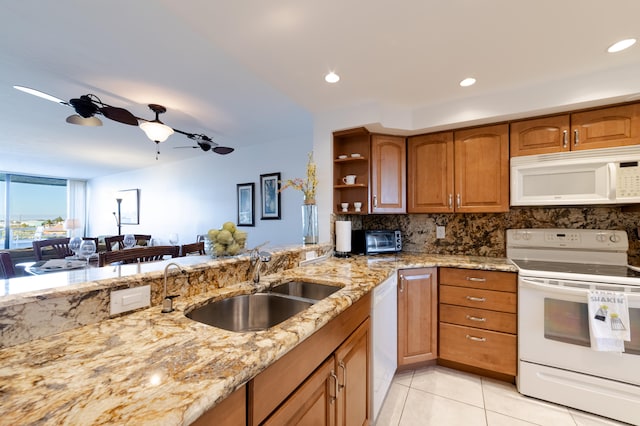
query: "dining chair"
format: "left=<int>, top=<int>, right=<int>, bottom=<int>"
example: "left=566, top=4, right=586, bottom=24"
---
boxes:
left=32, top=238, right=73, bottom=261
left=180, top=241, right=205, bottom=256
left=104, top=234, right=152, bottom=251
left=0, top=252, right=16, bottom=279
left=82, top=237, right=99, bottom=248
left=98, top=245, right=179, bottom=267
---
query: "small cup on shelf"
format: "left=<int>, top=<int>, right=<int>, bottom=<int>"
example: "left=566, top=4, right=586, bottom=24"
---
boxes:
left=341, top=202, right=349, bottom=212
left=354, top=202, right=362, bottom=212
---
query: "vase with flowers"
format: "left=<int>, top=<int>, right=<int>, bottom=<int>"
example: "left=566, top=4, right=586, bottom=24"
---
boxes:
left=280, top=152, right=319, bottom=244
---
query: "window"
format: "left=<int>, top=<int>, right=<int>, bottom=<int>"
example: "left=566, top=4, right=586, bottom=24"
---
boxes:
left=1, top=174, right=67, bottom=249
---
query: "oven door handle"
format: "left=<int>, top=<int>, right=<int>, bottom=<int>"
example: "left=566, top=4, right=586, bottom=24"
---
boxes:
left=519, top=277, right=634, bottom=296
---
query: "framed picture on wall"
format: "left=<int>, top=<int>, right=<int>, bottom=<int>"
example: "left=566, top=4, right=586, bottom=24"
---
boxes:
left=116, top=189, right=139, bottom=225
left=260, top=172, right=281, bottom=220
left=237, top=182, right=255, bottom=226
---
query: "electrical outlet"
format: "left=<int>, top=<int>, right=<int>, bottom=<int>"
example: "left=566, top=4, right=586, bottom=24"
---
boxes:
left=110, top=285, right=150, bottom=315
left=436, top=225, right=446, bottom=239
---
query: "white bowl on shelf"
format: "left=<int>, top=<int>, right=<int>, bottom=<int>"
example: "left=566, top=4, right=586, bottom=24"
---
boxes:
left=351, top=153, right=361, bottom=158
left=338, top=154, right=348, bottom=159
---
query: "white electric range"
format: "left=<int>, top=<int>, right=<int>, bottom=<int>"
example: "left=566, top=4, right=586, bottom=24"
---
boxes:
left=507, top=228, right=640, bottom=425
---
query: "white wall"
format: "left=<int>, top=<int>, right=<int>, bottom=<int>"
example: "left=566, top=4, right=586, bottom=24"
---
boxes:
left=87, top=137, right=313, bottom=249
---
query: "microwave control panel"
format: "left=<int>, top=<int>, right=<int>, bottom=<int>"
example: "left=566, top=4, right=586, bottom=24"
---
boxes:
left=617, top=161, right=640, bottom=198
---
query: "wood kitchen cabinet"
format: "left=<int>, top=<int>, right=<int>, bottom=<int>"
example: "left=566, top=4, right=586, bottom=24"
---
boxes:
left=192, top=385, right=246, bottom=426
left=510, top=102, right=640, bottom=156
left=438, top=268, right=517, bottom=379
left=397, top=268, right=438, bottom=366
left=454, top=124, right=510, bottom=213
left=370, top=134, right=406, bottom=213
left=407, top=124, right=509, bottom=213
left=407, top=132, right=454, bottom=213
left=249, top=293, right=371, bottom=426
left=262, top=320, right=370, bottom=426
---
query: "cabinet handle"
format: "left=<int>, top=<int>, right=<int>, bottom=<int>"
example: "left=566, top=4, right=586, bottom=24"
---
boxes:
left=574, top=129, right=579, bottom=145
left=466, top=335, right=487, bottom=342
left=399, top=275, right=404, bottom=292
left=448, top=194, right=453, bottom=210
left=466, top=277, right=486, bottom=282
left=466, top=315, right=486, bottom=322
left=466, top=296, right=486, bottom=302
left=373, top=195, right=378, bottom=208
left=562, top=130, right=568, bottom=148
left=338, top=361, right=346, bottom=391
left=456, top=193, right=461, bottom=209
left=330, top=371, right=338, bottom=403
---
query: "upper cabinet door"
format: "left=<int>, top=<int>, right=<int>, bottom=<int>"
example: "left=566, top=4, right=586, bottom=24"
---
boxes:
left=407, top=132, right=454, bottom=213
left=571, top=103, right=640, bottom=151
left=454, top=124, right=510, bottom=213
left=370, top=134, right=406, bottom=213
left=510, top=114, right=570, bottom=157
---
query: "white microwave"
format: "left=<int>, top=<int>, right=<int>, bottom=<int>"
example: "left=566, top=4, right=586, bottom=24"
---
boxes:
left=511, top=146, right=640, bottom=206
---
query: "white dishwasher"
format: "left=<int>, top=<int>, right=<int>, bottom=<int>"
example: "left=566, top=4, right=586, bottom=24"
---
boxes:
left=371, top=273, right=398, bottom=422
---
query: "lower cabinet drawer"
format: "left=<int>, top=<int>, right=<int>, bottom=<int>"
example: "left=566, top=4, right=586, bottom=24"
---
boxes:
left=439, top=304, right=516, bottom=334
left=440, top=285, right=516, bottom=313
left=439, top=322, right=516, bottom=376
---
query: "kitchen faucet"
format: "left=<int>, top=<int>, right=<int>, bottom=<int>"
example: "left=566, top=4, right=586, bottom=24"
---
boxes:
left=162, top=262, right=186, bottom=313
left=249, top=243, right=272, bottom=284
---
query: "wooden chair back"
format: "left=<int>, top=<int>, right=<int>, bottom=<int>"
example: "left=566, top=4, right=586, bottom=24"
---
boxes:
left=32, top=238, right=72, bottom=261
left=180, top=241, right=205, bottom=256
left=104, top=234, right=152, bottom=251
left=98, top=245, right=179, bottom=267
left=0, top=252, right=16, bottom=279
left=82, top=237, right=99, bottom=248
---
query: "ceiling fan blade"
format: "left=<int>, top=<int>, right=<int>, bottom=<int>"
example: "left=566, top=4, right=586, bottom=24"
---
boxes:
left=99, top=106, right=139, bottom=126
left=213, top=146, right=234, bottom=155
left=13, top=86, right=67, bottom=105
left=174, top=146, right=199, bottom=149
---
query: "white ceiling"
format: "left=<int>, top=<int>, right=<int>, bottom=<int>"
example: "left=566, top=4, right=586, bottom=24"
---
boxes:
left=1, top=0, right=639, bottom=179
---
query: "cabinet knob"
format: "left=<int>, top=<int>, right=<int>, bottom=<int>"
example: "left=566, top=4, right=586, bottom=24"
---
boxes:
left=574, top=129, right=579, bottom=145
left=466, top=296, right=486, bottom=302
left=562, top=130, right=568, bottom=148
left=456, top=193, right=461, bottom=209
left=448, top=194, right=453, bottom=210
left=466, top=277, right=486, bottom=282
left=465, top=334, right=487, bottom=342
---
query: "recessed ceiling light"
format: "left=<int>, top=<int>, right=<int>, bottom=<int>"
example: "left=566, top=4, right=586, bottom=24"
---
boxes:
left=607, top=38, right=636, bottom=53
left=325, top=72, right=340, bottom=83
left=459, top=77, right=476, bottom=87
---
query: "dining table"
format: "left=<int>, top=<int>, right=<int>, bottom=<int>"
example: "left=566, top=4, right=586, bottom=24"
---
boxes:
left=18, top=255, right=99, bottom=275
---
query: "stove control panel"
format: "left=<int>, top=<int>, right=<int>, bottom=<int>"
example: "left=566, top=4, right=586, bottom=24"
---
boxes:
left=507, top=228, right=628, bottom=251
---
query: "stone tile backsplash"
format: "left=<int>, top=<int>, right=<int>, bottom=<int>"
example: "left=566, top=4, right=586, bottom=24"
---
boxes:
left=341, top=206, right=640, bottom=265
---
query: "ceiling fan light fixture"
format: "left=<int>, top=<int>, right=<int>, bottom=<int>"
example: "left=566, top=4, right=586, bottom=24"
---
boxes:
left=66, top=114, right=103, bottom=126
left=139, top=104, right=174, bottom=142
left=140, top=121, right=174, bottom=142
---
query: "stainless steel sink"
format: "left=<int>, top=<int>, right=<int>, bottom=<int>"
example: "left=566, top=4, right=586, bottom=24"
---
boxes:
left=185, top=293, right=314, bottom=332
left=268, top=281, right=340, bottom=301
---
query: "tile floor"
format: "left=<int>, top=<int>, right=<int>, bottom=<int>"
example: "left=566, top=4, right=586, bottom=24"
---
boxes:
left=375, top=365, right=631, bottom=426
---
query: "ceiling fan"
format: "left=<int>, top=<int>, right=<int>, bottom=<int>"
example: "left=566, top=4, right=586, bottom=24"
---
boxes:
left=13, top=86, right=234, bottom=157
left=175, top=133, right=234, bottom=155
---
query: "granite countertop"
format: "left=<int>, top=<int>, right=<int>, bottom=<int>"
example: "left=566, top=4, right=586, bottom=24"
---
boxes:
left=0, top=253, right=515, bottom=425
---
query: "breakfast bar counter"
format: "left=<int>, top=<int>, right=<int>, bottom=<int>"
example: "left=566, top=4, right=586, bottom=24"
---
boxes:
left=0, top=252, right=515, bottom=425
